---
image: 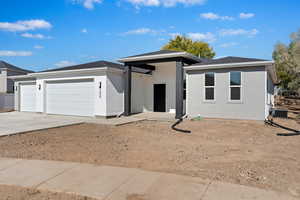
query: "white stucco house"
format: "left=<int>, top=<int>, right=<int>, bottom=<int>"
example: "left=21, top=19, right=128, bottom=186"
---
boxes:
left=0, top=61, right=32, bottom=110
left=10, top=50, right=277, bottom=120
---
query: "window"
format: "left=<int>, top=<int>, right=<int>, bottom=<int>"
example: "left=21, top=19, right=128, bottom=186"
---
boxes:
left=230, top=71, right=241, bottom=101
left=204, top=72, right=215, bottom=100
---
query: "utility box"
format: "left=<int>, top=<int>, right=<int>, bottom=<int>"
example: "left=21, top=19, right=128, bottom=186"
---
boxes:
left=271, top=108, right=288, bottom=118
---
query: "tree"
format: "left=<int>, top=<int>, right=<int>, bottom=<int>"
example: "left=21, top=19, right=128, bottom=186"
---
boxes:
left=273, top=29, right=300, bottom=94
left=162, top=35, right=215, bottom=59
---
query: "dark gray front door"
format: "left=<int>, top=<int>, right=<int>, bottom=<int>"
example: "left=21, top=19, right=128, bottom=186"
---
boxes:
left=153, top=84, right=166, bottom=112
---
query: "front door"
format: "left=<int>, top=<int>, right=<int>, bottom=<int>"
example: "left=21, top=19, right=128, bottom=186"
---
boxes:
left=153, top=84, right=166, bottom=112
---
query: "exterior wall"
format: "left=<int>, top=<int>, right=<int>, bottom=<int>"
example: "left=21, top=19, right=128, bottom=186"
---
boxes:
left=14, top=70, right=118, bottom=117
left=136, top=62, right=177, bottom=113
left=7, top=70, right=28, bottom=93
left=0, top=69, right=7, bottom=93
left=0, top=69, right=29, bottom=94
left=0, top=93, right=14, bottom=109
left=186, top=66, right=267, bottom=120
left=106, top=71, right=124, bottom=116
left=265, top=72, right=275, bottom=118
left=131, top=72, right=148, bottom=113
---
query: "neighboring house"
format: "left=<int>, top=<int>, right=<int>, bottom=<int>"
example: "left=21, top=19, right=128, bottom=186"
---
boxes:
left=0, top=61, right=32, bottom=110
left=10, top=50, right=277, bottom=120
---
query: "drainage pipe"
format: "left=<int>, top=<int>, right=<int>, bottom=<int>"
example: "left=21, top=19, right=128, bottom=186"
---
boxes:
left=171, top=116, right=191, bottom=134
left=265, top=117, right=299, bottom=135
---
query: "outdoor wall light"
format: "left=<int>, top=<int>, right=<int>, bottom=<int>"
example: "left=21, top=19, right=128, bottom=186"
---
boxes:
left=38, top=84, right=41, bottom=90
left=15, top=86, right=18, bottom=91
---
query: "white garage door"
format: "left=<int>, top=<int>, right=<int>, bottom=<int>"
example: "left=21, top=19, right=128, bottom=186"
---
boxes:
left=46, top=79, right=95, bottom=117
left=20, top=82, right=37, bottom=112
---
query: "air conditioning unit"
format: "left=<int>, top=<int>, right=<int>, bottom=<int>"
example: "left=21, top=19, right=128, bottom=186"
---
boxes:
left=271, top=108, right=288, bottom=118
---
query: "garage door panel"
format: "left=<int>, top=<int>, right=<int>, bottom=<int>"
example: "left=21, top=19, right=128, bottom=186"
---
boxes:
left=20, top=83, right=36, bottom=112
left=46, top=80, right=95, bottom=117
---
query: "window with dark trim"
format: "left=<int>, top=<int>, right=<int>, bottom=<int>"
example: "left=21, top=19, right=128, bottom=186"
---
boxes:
left=205, top=72, right=215, bottom=100
left=230, top=71, right=241, bottom=100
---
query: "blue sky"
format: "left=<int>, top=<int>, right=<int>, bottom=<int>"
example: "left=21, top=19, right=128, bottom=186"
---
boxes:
left=0, top=0, right=299, bottom=71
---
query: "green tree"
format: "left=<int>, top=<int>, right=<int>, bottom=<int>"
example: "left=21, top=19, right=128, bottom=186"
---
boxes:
left=162, top=35, right=215, bottom=58
left=273, top=29, right=300, bottom=93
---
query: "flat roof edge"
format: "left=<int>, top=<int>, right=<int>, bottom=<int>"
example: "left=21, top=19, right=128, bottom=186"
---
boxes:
left=118, top=52, right=202, bottom=63
left=184, top=61, right=274, bottom=71
left=9, top=67, right=123, bottom=80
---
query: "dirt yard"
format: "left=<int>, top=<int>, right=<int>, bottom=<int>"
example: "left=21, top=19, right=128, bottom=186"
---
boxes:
left=0, top=185, right=95, bottom=200
left=0, top=117, right=299, bottom=197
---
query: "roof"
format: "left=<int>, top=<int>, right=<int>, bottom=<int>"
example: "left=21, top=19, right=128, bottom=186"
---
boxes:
left=0, top=61, right=33, bottom=73
left=40, top=60, right=152, bottom=74
left=41, top=60, right=123, bottom=72
left=118, top=50, right=203, bottom=64
left=185, top=56, right=277, bottom=83
left=124, top=50, right=182, bottom=58
left=192, top=56, right=269, bottom=66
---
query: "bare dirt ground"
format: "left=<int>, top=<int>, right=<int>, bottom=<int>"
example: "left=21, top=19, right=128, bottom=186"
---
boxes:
left=0, top=115, right=300, bottom=197
left=0, top=184, right=95, bottom=200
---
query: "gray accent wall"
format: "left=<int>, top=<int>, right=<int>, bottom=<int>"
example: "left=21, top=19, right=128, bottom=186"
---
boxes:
left=0, top=69, right=29, bottom=93
left=186, top=66, right=267, bottom=120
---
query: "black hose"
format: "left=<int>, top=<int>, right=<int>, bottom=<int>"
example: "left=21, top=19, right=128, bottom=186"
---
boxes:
left=171, top=118, right=191, bottom=134
left=265, top=118, right=300, bottom=136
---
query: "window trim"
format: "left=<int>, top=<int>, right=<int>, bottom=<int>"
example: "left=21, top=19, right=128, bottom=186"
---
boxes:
left=228, top=71, right=243, bottom=103
left=203, top=72, right=216, bottom=102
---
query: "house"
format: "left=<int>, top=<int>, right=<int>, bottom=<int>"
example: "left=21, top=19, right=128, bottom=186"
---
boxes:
left=0, top=61, right=33, bottom=110
left=10, top=50, right=276, bottom=120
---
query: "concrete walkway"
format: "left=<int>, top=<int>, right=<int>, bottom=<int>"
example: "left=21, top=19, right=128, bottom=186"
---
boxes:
left=0, top=158, right=297, bottom=200
left=0, top=112, right=145, bottom=137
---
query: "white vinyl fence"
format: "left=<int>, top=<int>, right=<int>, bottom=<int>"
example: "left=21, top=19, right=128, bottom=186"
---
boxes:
left=0, top=93, right=14, bottom=110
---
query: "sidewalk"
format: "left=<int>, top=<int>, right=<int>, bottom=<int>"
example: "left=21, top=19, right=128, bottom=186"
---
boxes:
left=0, top=158, right=297, bottom=200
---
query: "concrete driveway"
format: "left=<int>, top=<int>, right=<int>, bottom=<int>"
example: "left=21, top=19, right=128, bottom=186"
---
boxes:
left=0, top=112, right=85, bottom=137
left=0, top=112, right=147, bottom=137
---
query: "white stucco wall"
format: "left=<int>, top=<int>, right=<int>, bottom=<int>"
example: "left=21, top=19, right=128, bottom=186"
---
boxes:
left=0, top=69, right=7, bottom=93
left=186, top=66, right=268, bottom=120
left=14, top=69, right=125, bottom=117
left=106, top=71, right=124, bottom=116
left=133, top=62, right=177, bottom=113
left=131, top=73, right=147, bottom=113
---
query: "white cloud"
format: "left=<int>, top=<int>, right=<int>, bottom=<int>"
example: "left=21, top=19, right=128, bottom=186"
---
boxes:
left=239, top=12, right=255, bottom=19
left=169, top=32, right=181, bottom=38
left=219, top=28, right=259, bottom=37
left=123, top=28, right=163, bottom=35
left=21, top=33, right=52, bottom=39
left=0, top=19, right=52, bottom=32
left=187, top=32, right=216, bottom=42
left=200, top=12, right=234, bottom=20
left=74, top=0, right=103, bottom=9
left=0, top=50, right=32, bottom=57
left=81, top=28, right=88, bottom=33
left=34, top=45, right=44, bottom=49
left=219, top=42, right=238, bottom=48
left=55, top=60, right=77, bottom=68
left=125, top=0, right=206, bottom=7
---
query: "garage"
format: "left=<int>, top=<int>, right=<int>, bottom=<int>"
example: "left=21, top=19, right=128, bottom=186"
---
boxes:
left=45, top=79, right=95, bottom=117
left=19, top=82, right=37, bottom=112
